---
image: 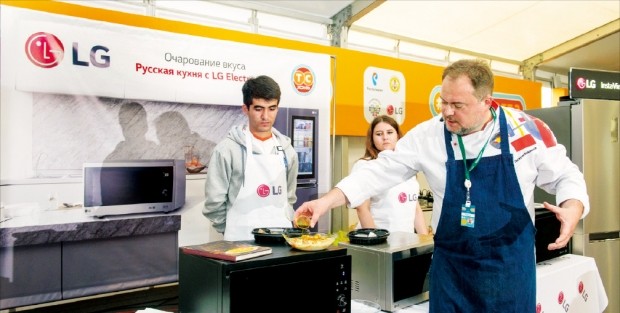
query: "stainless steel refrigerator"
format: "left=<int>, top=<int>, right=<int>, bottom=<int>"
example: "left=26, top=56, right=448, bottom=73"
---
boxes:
left=527, top=98, right=619, bottom=313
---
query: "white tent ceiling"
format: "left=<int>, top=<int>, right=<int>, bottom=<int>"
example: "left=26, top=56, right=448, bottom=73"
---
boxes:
left=226, top=0, right=620, bottom=78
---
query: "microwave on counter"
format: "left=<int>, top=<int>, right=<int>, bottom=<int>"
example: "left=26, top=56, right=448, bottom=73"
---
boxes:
left=179, top=243, right=351, bottom=313
left=83, top=159, right=186, bottom=217
left=339, top=232, right=434, bottom=312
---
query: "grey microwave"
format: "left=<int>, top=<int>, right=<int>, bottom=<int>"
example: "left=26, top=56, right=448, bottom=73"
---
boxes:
left=340, top=232, right=434, bottom=312
left=83, top=159, right=186, bottom=217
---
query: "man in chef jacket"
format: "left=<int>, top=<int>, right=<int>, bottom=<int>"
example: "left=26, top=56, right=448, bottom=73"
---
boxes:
left=295, top=59, right=589, bottom=312
left=204, top=75, right=298, bottom=241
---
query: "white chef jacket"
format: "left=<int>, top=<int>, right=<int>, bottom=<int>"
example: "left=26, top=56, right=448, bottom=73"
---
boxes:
left=337, top=106, right=590, bottom=231
left=351, top=159, right=420, bottom=233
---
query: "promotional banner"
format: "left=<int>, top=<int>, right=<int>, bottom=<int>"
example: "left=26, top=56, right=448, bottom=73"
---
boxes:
left=10, top=7, right=331, bottom=109
left=363, top=67, right=406, bottom=124
left=1, top=5, right=332, bottom=180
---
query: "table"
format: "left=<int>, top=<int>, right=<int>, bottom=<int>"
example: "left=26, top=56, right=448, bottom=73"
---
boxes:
left=536, top=254, right=608, bottom=313
left=355, top=254, right=608, bottom=313
left=0, top=207, right=181, bottom=309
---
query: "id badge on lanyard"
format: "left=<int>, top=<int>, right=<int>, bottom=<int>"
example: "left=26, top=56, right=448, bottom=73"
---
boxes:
left=457, top=108, right=496, bottom=228
left=460, top=179, right=476, bottom=228
left=461, top=204, right=476, bottom=228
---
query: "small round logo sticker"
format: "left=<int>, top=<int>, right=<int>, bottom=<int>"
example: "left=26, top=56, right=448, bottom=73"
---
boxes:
left=389, top=76, right=400, bottom=92
left=368, top=98, right=382, bottom=118
left=292, top=66, right=315, bottom=94
left=256, top=184, right=270, bottom=197
left=25, top=32, right=64, bottom=68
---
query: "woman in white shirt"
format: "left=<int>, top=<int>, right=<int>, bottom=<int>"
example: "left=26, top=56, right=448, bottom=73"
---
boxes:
left=353, top=115, right=429, bottom=234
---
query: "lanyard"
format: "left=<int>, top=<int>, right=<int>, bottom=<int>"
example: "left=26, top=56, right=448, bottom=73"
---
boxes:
left=456, top=108, right=497, bottom=204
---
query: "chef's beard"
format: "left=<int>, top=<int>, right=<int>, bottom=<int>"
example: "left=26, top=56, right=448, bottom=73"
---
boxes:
left=447, top=115, right=489, bottom=136
left=453, top=125, right=475, bottom=136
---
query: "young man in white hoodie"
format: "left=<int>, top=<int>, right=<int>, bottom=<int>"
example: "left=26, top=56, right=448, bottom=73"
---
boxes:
left=204, top=75, right=298, bottom=241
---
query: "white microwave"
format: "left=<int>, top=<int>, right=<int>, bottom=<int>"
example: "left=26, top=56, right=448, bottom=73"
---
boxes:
left=83, top=159, right=186, bottom=217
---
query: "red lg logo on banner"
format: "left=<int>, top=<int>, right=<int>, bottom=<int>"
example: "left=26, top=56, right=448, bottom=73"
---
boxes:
left=25, top=32, right=65, bottom=68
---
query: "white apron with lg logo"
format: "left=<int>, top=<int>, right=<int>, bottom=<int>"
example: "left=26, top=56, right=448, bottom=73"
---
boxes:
left=224, top=130, right=291, bottom=241
left=370, top=178, right=418, bottom=233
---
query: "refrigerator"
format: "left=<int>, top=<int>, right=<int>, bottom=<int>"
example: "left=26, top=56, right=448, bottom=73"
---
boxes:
left=274, top=108, right=329, bottom=233
left=526, top=98, right=619, bottom=313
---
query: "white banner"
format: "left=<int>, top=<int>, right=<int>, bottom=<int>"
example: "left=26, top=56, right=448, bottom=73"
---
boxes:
left=6, top=6, right=331, bottom=109
left=1, top=5, right=332, bottom=189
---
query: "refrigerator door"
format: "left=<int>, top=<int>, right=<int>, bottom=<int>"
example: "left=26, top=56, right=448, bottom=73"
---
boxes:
left=574, top=100, right=620, bottom=235
left=274, top=108, right=328, bottom=232
left=289, top=108, right=319, bottom=184
left=585, top=236, right=619, bottom=313
left=573, top=99, right=620, bottom=313
left=275, top=107, right=319, bottom=184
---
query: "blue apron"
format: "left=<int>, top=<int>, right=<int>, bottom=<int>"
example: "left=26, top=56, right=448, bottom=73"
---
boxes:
left=429, top=108, right=536, bottom=312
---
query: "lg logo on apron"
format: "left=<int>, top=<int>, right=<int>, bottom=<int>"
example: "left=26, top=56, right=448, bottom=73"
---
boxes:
left=397, top=192, right=418, bottom=203
left=257, top=184, right=283, bottom=197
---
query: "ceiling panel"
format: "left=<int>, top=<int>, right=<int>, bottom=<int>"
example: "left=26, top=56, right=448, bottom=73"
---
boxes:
left=211, top=0, right=619, bottom=76
left=352, top=1, right=619, bottom=61
left=537, top=32, right=620, bottom=75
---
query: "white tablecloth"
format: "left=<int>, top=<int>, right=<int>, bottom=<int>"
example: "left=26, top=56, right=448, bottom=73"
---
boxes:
left=536, top=254, right=608, bottom=313
left=352, top=254, right=608, bottom=313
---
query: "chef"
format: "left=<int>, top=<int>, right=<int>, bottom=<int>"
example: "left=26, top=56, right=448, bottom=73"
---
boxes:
left=295, top=59, right=589, bottom=312
left=203, top=75, right=298, bottom=241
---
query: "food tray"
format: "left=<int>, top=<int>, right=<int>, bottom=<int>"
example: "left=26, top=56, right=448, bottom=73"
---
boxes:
left=251, top=227, right=302, bottom=244
left=347, top=228, right=390, bottom=245
left=282, top=231, right=337, bottom=251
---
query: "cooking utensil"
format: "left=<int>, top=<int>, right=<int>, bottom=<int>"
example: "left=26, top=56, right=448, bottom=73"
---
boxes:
left=295, top=214, right=311, bottom=233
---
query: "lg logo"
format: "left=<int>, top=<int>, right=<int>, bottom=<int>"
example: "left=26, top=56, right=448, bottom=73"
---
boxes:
left=257, top=184, right=271, bottom=198
left=256, top=184, right=283, bottom=198
left=386, top=104, right=403, bottom=115
left=25, top=32, right=110, bottom=69
left=576, top=77, right=596, bottom=90
left=25, top=32, right=64, bottom=68
left=397, top=192, right=417, bottom=203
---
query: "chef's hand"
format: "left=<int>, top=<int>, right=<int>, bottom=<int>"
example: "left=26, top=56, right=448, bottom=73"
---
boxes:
left=295, top=188, right=347, bottom=228
left=544, top=199, right=584, bottom=250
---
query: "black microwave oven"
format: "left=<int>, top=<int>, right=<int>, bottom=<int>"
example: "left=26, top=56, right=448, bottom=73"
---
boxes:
left=179, top=243, right=351, bottom=313
left=83, top=159, right=186, bottom=217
